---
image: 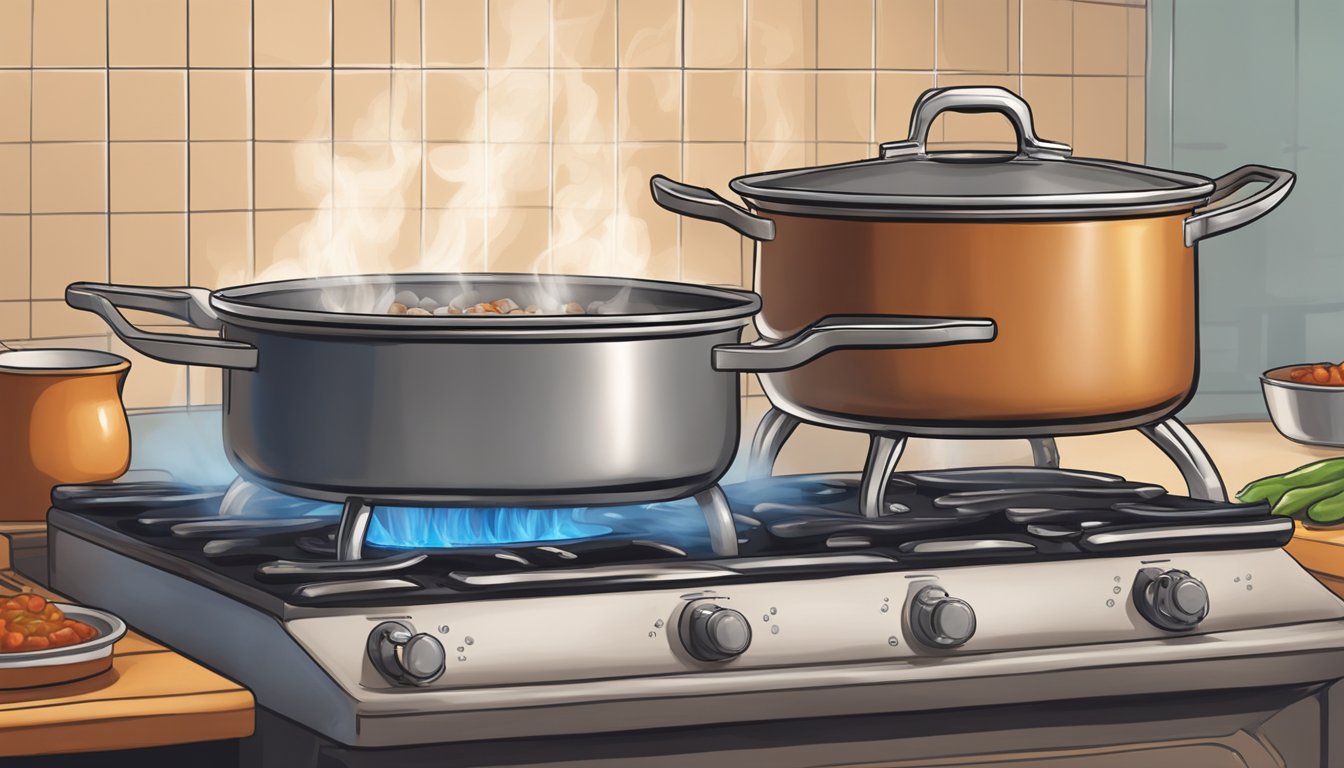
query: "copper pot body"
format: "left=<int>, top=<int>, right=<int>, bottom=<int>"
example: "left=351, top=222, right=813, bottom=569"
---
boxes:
left=0, top=350, right=131, bottom=521
left=751, top=212, right=1198, bottom=435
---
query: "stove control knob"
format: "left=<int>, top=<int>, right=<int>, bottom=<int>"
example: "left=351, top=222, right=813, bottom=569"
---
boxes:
left=1133, top=568, right=1209, bottom=632
left=368, top=621, right=445, bottom=686
left=909, top=586, right=976, bottom=649
left=680, top=601, right=752, bottom=662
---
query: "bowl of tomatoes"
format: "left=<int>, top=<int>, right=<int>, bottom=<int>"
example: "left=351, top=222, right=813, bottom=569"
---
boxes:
left=1263, top=360, right=1344, bottom=448
left=0, top=593, right=127, bottom=690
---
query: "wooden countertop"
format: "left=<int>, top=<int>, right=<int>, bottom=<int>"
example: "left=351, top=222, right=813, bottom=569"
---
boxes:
left=0, top=533, right=253, bottom=758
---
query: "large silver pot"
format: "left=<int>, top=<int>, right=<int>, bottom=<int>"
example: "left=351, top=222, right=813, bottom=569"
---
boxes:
left=67, top=274, right=993, bottom=506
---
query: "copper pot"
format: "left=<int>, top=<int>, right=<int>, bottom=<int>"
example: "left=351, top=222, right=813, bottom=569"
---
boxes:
left=0, top=349, right=131, bottom=521
left=652, top=86, right=1296, bottom=436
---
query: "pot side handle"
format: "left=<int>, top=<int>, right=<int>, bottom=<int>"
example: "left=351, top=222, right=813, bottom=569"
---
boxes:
left=650, top=175, right=776, bottom=241
left=713, top=315, right=997, bottom=373
left=66, top=283, right=258, bottom=370
left=1184, top=165, right=1295, bottom=247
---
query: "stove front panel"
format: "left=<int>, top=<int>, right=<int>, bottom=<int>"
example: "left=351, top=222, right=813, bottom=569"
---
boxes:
left=283, top=548, right=1344, bottom=691
left=48, top=526, right=1344, bottom=748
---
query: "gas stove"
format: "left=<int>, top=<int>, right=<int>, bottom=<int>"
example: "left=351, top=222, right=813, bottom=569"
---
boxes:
left=44, top=462, right=1344, bottom=756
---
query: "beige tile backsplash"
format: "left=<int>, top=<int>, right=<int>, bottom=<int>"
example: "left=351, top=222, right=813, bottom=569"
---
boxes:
left=0, top=0, right=1145, bottom=408
left=109, top=70, right=187, bottom=141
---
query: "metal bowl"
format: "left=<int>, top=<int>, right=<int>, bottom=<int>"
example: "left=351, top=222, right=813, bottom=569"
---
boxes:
left=1262, top=365, right=1344, bottom=447
left=0, top=604, right=126, bottom=669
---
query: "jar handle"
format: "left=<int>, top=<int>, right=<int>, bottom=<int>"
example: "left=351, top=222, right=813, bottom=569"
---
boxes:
left=879, top=86, right=1073, bottom=160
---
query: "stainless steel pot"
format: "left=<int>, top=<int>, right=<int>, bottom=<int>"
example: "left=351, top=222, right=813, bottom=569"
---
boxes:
left=67, top=274, right=994, bottom=506
left=652, top=86, right=1296, bottom=436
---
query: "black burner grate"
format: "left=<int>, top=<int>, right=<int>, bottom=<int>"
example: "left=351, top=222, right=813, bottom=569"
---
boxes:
left=47, top=468, right=1287, bottom=609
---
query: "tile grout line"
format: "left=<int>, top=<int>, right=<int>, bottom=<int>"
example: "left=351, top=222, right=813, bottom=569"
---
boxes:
left=484, top=0, right=491, bottom=270
left=329, top=0, right=336, bottom=257
left=611, top=0, right=618, bottom=277
left=185, top=0, right=192, bottom=406
left=548, top=0, right=555, bottom=274
left=2, top=62, right=1077, bottom=73
left=416, top=0, right=425, bottom=271
left=678, top=0, right=685, bottom=282
left=0, top=65, right=1145, bottom=77
left=933, top=0, right=939, bottom=122
left=1018, top=0, right=1024, bottom=93
left=20, top=206, right=527, bottom=216
left=26, top=0, right=33, bottom=341
left=1165, top=0, right=1172, bottom=168
left=870, top=0, right=877, bottom=153
left=104, top=0, right=110, bottom=325
left=742, top=0, right=748, bottom=289
left=250, top=0, right=257, bottom=285
left=387, top=0, right=395, bottom=139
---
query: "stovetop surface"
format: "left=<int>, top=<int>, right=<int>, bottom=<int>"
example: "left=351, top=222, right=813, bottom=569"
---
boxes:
left=47, top=468, right=1290, bottom=613
left=46, top=467, right=1291, bottom=610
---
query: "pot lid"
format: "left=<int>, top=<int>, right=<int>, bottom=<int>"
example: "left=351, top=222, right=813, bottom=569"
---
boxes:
left=729, top=87, right=1216, bottom=220
left=208, top=273, right=760, bottom=339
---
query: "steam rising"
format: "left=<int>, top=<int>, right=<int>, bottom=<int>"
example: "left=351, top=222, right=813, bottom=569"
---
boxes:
left=240, top=24, right=655, bottom=314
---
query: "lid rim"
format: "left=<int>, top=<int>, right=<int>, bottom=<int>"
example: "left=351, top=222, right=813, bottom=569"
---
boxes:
left=726, top=153, right=1218, bottom=216
left=0, top=349, right=130, bottom=375
left=736, top=197, right=1205, bottom=222
left=207, top=272, right=763, bottom=334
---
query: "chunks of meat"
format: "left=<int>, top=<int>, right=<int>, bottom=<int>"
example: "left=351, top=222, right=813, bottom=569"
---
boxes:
left=387, top=291, right=581, bottom=316
left=0, top=594, right=98, bottom=652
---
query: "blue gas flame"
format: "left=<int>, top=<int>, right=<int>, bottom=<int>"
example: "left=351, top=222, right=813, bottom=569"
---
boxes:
left=365, top=507, right=611, bottom=549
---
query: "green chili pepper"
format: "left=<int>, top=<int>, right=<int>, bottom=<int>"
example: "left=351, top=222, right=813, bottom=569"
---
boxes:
left=1271, top=475, right=1344, bottom=518
left=1307, top=492, right=1344, bottom=524
left=1237, top=457, right=1344, bottom=506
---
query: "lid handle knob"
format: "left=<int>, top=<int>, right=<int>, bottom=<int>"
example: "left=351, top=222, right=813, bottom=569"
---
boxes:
left=879, top=86, right=1073, bottom=160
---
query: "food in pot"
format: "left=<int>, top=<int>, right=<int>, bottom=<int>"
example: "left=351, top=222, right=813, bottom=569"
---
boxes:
left=1285, top=361, right=1344, bottom=386
left=0, top=594, right=99, bottom=652
left=383, top=290, right=614, bottom=316
left=389, top=291, right=588, bottom=316
left=1238, top=458, right=1344, bottom=524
